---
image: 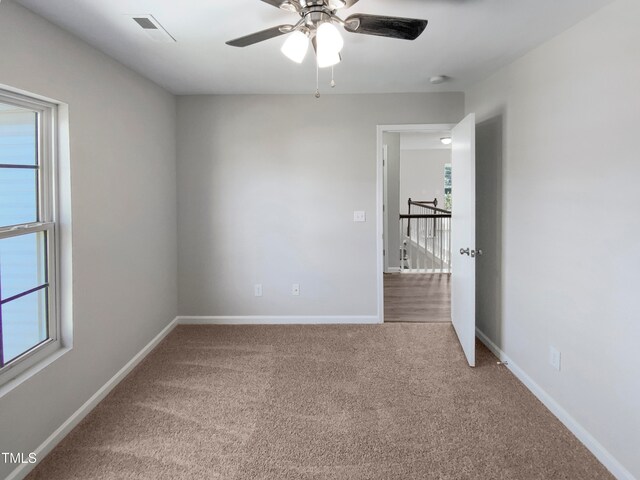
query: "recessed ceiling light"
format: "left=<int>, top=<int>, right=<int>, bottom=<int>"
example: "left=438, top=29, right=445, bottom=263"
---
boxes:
left=440, top=137, right=452, bottom=145
left=430, top=75, right=448, bottom=85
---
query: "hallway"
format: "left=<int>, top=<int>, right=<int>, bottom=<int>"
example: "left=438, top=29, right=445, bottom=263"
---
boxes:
left=384, top=273, right=451, bottom=323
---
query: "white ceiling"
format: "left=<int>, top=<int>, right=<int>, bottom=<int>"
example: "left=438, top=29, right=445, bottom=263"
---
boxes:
left=15, top=0, right=614, bottom=95
left=400, top=132, right=451, bottom=151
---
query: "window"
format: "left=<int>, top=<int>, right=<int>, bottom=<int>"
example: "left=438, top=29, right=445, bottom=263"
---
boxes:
left=0, top=89, right=58, bottom=385
left=444, top=163, right=452, bottom=210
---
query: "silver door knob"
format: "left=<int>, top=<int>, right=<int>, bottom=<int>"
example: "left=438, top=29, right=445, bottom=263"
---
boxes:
left=471, top=249, right=483, bottom=258
left=460, top=248, right=470, bottom=256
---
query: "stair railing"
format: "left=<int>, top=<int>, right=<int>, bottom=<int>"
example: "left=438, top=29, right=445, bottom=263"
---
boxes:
left=400, top=198, right=451, bottom=273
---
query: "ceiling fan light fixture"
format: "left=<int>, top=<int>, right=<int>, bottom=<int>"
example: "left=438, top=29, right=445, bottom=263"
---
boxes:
left=281, top=30, right=309, bottom=63
left=316, top=22, right=344, bottom=53
left=316, top=47, right=341, bottom=68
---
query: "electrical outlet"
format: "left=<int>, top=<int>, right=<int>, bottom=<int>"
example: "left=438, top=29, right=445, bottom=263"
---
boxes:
left=549, top=346, right=561, bottom=371
left=291, top=283, right=300, bottom=296
left=254, top=284, right=263, bottom=297
left=353, top=211, right=366, bottom=222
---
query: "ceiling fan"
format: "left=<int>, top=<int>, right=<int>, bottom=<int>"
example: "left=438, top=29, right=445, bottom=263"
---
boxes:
left=226, top=0, right=428, bottom=69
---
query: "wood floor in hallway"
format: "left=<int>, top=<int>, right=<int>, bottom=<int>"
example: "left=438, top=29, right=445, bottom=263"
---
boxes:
left=384, top=273, right=451, bottom=323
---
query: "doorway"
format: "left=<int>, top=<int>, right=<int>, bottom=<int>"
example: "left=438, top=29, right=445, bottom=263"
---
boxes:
left=378, top=124, right=454, bottom=324
left=376, top=116, right=478, bottom=366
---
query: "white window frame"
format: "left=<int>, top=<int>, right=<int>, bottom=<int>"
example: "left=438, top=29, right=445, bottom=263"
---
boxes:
left=0, top=88, right=60, bottom=387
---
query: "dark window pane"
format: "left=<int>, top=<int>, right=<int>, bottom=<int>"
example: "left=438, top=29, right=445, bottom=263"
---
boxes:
left=0, top=232, right=47, bottom=301
left=0, top=109, right=37, bottom=166
left=0, top=167, right=38, bottom=227
left=1, top=288, right=48, bottom=364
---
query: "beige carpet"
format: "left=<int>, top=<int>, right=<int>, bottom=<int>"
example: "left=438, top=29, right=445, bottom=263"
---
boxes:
left=28, top=324, right=611, bottom=479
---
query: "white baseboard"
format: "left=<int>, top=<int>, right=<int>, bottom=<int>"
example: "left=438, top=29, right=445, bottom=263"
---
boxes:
left=178, top=315, right=381, bottom=325
left=476, top=328, right=636, bottom=480
left=6, top=317, right=180, bottom=480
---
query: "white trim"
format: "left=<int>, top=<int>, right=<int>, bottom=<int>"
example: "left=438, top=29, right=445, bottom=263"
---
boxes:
left=5, top=317, right=179, bottom=480
left=379, top=124, right=456, bottom=134
left=383, top=143, right=389, bottom=273
left=376, top=123, right=456, bottom=325
left=376, top=127, right=385, bottom=324
left=476, top=328, right=636, bottom=480
left=178, top=315, right=381, bottom=325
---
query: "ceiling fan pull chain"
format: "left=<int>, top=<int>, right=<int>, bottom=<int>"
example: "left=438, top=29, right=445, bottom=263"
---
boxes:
left=331, top=65, right=336, bottom=88
left=315, top=59, right=321, bottom=98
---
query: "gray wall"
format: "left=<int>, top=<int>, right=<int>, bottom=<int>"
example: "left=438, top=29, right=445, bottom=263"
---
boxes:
left=467, top=0, right=640, bottom=476
left=0, top=2, right=177, bottom=477
left=383, top=132, right=401, bottom=270
left=177, top=93, right=464, bottom=316
left=399, top=149, right=451, bottom=210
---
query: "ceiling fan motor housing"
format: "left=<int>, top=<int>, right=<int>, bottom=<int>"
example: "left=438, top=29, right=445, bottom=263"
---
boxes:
left=298, top=0, right=335, bottom=9
left=304, top=10, right=333, bottom=30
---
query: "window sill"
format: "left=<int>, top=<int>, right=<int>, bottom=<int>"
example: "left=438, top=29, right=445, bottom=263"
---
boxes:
left=0, top=345, right=72, bottom=399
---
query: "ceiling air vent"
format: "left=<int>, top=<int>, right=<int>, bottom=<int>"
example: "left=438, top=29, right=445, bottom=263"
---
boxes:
left=129, top=14, right=176, bottom=43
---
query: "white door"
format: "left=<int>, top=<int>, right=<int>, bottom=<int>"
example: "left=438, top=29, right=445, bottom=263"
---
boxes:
left=451, top=113, right=477, bottom=367
left=382, top=144, right=389, bottom=272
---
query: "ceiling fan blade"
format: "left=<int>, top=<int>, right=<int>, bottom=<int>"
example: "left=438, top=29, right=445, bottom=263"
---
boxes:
left=343, top=14, right=428, bottom=40
left=226, top=25, right=293, bottom=47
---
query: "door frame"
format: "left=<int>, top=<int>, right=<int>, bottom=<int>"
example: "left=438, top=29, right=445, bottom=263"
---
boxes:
left=376, top=123, right=455, bottom=323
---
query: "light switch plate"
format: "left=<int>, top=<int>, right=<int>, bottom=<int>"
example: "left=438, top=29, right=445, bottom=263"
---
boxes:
left=353, top=211, right=366, bottom=222
left=291, top=284, right=300, bottom=296
left=254, top=284, right=263, bottom=297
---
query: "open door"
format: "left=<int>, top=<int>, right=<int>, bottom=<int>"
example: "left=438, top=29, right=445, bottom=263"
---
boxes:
left=451, top=113, right=477, bottom=367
